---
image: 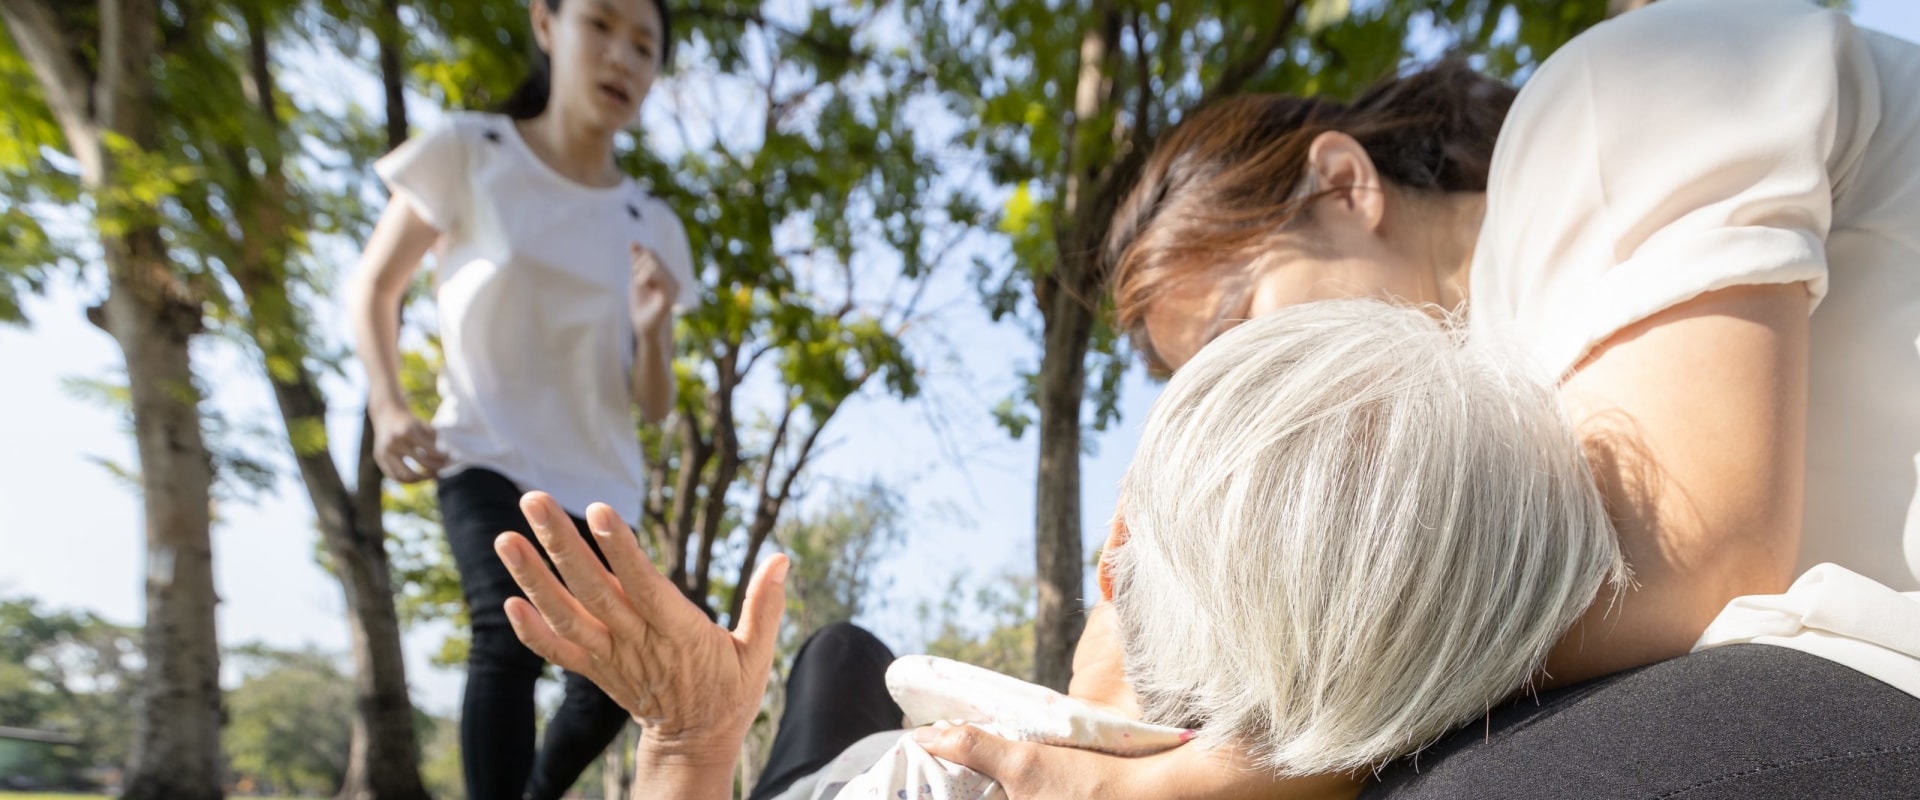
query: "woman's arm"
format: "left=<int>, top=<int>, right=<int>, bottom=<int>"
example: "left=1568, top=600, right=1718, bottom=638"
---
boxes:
left=630, top=316, right=673, bottom=424
left=920, top=599, right=1358, bottom=799
left=347, top=197, right=447, bottom=482
left=1547, top=281, right=1810, bottom=683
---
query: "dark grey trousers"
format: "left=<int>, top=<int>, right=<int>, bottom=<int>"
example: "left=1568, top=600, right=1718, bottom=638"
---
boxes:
left=1363, top=644, right=1920, bottom=799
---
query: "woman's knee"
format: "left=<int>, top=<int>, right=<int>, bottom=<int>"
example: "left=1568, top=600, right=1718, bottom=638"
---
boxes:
left=800, top=621, right=895, bottom=664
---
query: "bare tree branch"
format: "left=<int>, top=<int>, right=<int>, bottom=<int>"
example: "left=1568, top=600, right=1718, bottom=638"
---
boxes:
left=0, top=0, right=100, bottom=180
left=1127, top=8, right=1154, bottom=158
left=725, top=392, right=842, bottom=625
left=1193, top=0, right=1306, bottom=112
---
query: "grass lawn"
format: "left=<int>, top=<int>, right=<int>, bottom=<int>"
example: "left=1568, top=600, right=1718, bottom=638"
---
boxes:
left=2, top=795, right=313, bottom=800
left=0, top=794, right=109, bottom=800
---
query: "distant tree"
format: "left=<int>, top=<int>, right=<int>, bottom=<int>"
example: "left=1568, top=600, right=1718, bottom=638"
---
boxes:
left=0, top=596, right=142, bottom=789
left=919, top=571, right=1037, bottom=681
left=776, top=481, right=907, bottom=648
left=224, top=645, right=356, bottom=797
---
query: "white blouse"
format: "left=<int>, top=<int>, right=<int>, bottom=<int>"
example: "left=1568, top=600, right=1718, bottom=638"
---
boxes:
left=1471, top=0, right=1920, bottom=591
left=374, top=112, right=697, bottom=517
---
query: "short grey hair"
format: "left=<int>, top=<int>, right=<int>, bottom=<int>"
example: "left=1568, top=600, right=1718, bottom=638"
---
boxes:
left=1109, top=299, right=1626, bottom=775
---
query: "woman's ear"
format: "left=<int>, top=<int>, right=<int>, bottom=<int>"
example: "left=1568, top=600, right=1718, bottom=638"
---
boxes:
left=530, top=0, right=555, bottom=54
left=1305, top=131, right=1387, bottom=235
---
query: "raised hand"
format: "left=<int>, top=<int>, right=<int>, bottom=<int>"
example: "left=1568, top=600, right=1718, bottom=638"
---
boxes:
left=494, top=491, right=787, bottom=763
left=629, top=243, right=680, bottom=335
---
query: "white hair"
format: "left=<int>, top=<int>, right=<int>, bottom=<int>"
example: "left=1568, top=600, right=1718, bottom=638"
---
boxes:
left=1109, top=299, right=1626, bottom=775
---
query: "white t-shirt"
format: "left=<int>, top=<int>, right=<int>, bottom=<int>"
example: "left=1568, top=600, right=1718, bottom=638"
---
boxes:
left=1470, top=0, right=1920, bottom=590
left=374, top=112, right=697, bottom=517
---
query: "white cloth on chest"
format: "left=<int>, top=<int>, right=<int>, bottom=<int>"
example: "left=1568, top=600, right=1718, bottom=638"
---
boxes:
left=784, top=656, right=1190, bottom=800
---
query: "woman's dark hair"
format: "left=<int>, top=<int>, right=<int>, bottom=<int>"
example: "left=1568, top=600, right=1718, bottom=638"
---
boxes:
left=500, top=0, right=675, bottom=120
left=1105, top=61, right=1515, bottom=366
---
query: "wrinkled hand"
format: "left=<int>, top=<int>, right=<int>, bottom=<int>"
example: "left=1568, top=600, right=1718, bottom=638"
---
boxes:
left=495, top=492, right=788, bottom=761
left=370, top=405, right=447, bottom=483
left=629, top=244, right=679, bottom=334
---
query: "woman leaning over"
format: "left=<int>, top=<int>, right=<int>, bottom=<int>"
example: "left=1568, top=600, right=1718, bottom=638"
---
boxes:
left=922, top=0, right=1920, bottom=795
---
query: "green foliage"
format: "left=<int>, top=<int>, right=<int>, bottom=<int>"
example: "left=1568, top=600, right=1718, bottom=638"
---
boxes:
left=906, top=0, right=1608, bottom=439
left=0, top=26, right=81, bottom=328
left=224, top=644, right=354, bottom=796
left=0, top=597, right=141, bottom=789
left=417, top=710, right=467, bottom=800
left=918, top=571, right=1037, bottom=680
left=775, top=481, right=906, bottom=649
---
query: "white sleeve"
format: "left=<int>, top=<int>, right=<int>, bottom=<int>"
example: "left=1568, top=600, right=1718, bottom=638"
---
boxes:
left=1471, top=0, right=1874, bottom=377
left=373, top=117, right=471, bottom=234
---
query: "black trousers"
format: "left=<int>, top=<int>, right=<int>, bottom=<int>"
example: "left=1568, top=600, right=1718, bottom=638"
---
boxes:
left=748, top=622, right=907, bottom=800
left=439, top=467, right=631, bottom=800
left=1363, top=644, right=1920, bottom=799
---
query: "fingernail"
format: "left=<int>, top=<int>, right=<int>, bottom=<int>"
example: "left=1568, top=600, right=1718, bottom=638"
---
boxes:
left=524, top=499, right=550, bottom=527
left=497, top=538, right=523, bottom=568
left=770, top=557, right=791, bottom=584
left=913, top=727, right=939, bottom=745
left=1179, top=729, right=1197, bottom=743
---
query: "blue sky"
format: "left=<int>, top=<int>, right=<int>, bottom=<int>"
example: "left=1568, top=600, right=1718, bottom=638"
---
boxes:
left=3, top=1, right=1916, bottom=716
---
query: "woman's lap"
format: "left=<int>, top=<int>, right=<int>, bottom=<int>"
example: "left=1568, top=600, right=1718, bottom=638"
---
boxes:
left=1362, top=644, right=1920, bottom=800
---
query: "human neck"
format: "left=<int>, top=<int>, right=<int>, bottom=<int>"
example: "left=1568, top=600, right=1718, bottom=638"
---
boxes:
left=515, top=107, right=621, bottom=188
left=1412, top=191, right=1485, bottom=313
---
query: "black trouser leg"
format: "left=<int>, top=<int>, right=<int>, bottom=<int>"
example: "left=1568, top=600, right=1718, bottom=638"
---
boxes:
left=524, top=669, right=636, bottom=800
left=748, top=622, right=906, bottom=800
left=440, top=468, right=634, bottom=800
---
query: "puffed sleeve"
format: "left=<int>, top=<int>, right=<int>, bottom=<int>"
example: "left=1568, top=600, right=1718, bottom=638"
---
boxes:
left=373, top=116, right=472, bottom=234
left=1469, top=0, right=1879, bottom=377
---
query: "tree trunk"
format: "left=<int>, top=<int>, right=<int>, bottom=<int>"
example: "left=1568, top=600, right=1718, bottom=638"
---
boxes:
left=113, top=226, right=225, bottom=800
left=1028, top=8, right=1120, bottom=693
left=225, top=7, right=428, bottom=798
left=25, top=1, right=233, bottom=797
left=1031, top=281, right=1093, bottom=693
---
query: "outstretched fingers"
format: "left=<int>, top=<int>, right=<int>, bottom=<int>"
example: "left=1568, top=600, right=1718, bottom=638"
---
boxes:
left=519, top=493, right=651, bottom=644
left=494, top=530, right=613, bottom=660
left=502, top=596, right=596, bottom=674
left=733, top=554, right=791, bottom=671
left=584, top=503, right=694, bottom=633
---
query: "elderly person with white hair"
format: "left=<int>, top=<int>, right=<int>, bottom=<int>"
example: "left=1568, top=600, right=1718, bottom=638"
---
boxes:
left=494, top=300, right=1654, bottom=799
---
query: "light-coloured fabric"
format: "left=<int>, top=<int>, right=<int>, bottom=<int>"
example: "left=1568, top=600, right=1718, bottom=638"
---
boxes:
left=1470, top=0, right=1920, bottom=590
left=784, top=656, right=1190, bottom=800
left=373, top=112, right=696, bottom=517
left=1695, top=563, right=1920, bottom=699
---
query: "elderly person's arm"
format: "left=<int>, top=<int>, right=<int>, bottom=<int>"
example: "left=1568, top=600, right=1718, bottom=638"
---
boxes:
left=922, top=601, right=1356, bottom=800
left=495, top=491, right=788, bottom=800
